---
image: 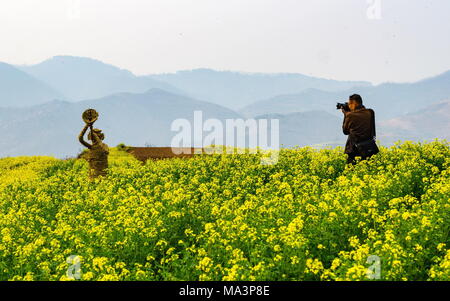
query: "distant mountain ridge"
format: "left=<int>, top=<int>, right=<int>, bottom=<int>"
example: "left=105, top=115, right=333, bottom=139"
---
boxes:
left=379, top=99, right=450, bottom=144
left=240, top=69, right=450, bottom=121
left=18, top=56, right=185, bottom=102
left=17, top=57, right=372, bottom=110
left=147, top=68, right=371, bottom=109
left=0, top=62, right=63, bottom=107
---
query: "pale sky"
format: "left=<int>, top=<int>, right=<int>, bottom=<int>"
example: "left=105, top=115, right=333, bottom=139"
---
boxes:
left=1, top=0, right=449, bottom=84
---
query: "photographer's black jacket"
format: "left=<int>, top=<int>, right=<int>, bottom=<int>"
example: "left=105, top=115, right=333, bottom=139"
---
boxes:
left=342, top=106, right=375, bottom=154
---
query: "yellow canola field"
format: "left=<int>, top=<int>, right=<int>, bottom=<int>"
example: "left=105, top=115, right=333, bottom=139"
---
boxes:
left=0, top=141, right=449, bottom=281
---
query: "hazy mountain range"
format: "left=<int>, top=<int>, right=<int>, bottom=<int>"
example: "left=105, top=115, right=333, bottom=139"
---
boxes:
left=17, top=56, right=184, bottom=102
left=0, top=62, right=63, bottom=107
left=379, top=99, right=450, bottom=144
left=0, top=55, right=449, bottom=157
left=241, top=70, right=450, bottom=121
left=10, top=56, right=371, bottom=109
left=146, top=68, right=371, bottom=109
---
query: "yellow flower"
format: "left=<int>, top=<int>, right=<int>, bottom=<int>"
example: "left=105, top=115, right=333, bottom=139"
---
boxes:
left=349, top=236, right=360, bottom=248
left=437, top=243, right=446, bottom=251
left=306, top=258, right=324, bottom=275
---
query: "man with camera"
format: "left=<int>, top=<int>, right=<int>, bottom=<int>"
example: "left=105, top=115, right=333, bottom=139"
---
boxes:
left=338, top=94, right=379, bottom=164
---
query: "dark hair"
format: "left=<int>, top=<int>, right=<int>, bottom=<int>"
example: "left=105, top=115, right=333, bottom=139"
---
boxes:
left=349, top=94, right=363, bottom=105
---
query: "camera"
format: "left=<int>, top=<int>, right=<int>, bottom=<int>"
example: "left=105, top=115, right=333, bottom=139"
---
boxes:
left=336, top=102, right=350, bottom=112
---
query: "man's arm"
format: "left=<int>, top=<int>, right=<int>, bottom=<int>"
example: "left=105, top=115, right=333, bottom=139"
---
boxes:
left=342, top=111, right=351, bottom=135
left=79, top=124, right=92, bottom=148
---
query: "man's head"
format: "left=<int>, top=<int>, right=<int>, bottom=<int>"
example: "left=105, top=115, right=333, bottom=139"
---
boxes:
left=348, top=94, right=363, bottom=111
left=88, top=128, right=105, bottom=141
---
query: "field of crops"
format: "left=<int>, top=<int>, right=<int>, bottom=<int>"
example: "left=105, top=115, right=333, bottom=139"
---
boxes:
left=0, top=141, right=449, bottom=281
